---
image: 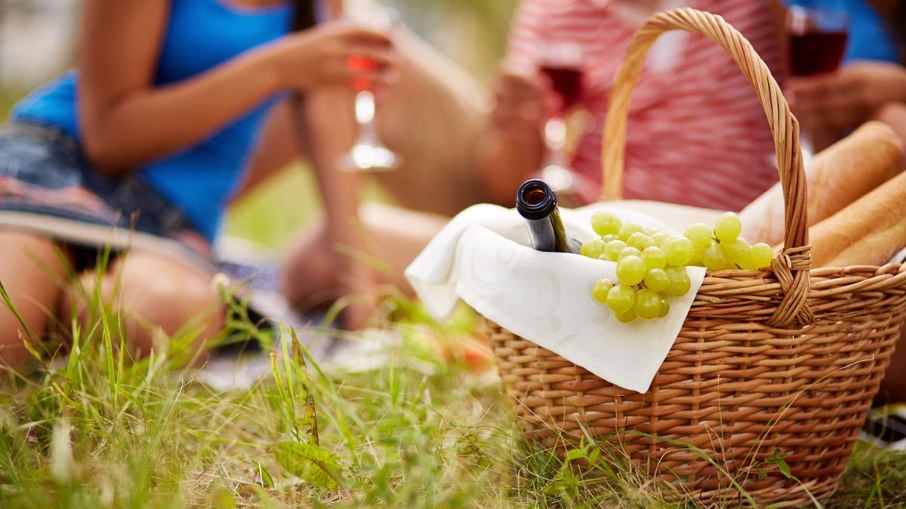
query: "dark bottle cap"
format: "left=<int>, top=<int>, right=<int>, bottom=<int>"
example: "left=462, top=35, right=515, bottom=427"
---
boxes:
left=516, top=179, right=558, bottom=220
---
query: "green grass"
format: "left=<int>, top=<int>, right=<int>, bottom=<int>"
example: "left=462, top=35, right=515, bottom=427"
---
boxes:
left=0, top=88, right=25, bottom=122
left=1, top=280, right=905, bottom=508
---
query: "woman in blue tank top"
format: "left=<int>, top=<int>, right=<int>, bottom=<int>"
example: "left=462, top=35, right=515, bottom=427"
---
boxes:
left=0, top=0, right=396, bottom=369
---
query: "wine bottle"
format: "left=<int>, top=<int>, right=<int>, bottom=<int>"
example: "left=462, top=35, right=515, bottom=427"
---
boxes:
left=516, top=179, right=580, bottom=254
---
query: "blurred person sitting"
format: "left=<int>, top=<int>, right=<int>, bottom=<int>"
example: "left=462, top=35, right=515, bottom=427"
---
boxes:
left=478, top=0, right=789, bottom=212
left=0, top=0, right=398, bottom=369
left=274, top=0, right=491, bottom=324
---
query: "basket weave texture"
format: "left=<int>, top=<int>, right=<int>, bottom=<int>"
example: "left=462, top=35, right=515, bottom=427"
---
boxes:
left=489, top=8, right=906, bottom=507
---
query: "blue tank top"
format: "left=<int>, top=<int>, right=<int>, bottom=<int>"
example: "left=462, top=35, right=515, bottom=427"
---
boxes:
left=11, top=0, right=293, bottom=241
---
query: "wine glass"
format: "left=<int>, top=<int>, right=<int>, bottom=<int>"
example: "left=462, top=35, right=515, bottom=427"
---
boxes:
left=336, top=6, right=401, bottom=172
left=787, top=3, right=849, bottom=78
left=535, top=40, right=585, bottom=205
left=786, top=1, right=850, bottom=153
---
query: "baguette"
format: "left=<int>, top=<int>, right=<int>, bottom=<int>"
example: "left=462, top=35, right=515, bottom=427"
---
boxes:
left=739, top=121, right=904, bottom=245
left=809, top=168, right=906, bottom=267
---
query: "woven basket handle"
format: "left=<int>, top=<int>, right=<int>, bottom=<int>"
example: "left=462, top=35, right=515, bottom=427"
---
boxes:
left=601, top=8, right=813, bottom=326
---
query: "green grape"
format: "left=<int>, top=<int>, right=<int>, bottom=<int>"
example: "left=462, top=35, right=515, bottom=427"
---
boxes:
left=580, top=238, right=607, bottom=259
left=723, top=237, right=751, bottom=266
left=714, top=211, right=742, bottom=243
left=618, top=222, right=643, bottom=241
left=651, top=232, right=669, bottom=246
left=641, top=246, right=667, bottom=270
left=615, top=309, right=637, bottom=323
left=633, top=288, right=662, bottom=319
left=658, top=297, right=670, bottom=317
left=684, top=223, right=713, bottom=249
left=643, top=227, right=659, bottom=236
left=663, top=236, right=695, bottom=267
left=643, top=268, right=669, bottom=293
left=665, top=267, right=691, bottom=296
left=627, top=232, right=655, bottom=251
left=688, top=247, right=705, bottom=267
left=591, top=212, right=622, bottom=236
left=601, top=234, right=618, bottom=243
left=604, top=239, right=627, bottom=261
left=619, top=246, right=642, bottom=259
left=749, top=243, right=774, bottom=270
left=592, top=279, right=614, bottom=304
left=606, top=284, right=636, bottom=313
left=738, top=252, right=758, bottom=271
left=702, top=243, right=729, bottom=271
left=616, top=255, right=646, bottom=286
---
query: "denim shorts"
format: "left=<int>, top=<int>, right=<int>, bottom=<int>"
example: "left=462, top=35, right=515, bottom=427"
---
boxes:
left=0, top=120, right=213, bottom=271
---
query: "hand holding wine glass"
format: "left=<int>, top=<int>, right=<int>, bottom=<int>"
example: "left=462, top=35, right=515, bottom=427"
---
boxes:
left=785, top=1, right=850, bottom=152
left=270, top=22, right=395, bottom=91
left=336, top=6, right=402, bottom=172
left=788, top=62, right=906, bottom=133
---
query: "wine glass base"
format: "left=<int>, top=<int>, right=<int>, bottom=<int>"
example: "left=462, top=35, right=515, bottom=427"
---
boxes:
left=338, top=144, right=401, bottom=172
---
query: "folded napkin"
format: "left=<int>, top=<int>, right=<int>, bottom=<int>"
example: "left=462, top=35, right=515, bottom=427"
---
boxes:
left=405, top=201, right=717, bottom=393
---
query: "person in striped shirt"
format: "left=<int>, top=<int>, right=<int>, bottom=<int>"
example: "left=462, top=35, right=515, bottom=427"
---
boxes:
left=481, top=0, right=788, bottom=212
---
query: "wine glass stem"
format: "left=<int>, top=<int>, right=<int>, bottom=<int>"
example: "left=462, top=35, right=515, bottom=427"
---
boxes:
left=354, top=90, right=379, bottom=143
left=544, top=116, right=568, bottom=165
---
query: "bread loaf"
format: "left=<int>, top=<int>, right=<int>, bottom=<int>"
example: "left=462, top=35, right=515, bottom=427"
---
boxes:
left=809, top=168, right=906, bottom=266
left=739, top=121, right=904, bottom=245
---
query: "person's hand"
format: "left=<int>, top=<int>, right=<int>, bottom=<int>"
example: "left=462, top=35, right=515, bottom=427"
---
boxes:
left=490, top=67, right=546, bottom=138
left=479, top=66, right=548, bottom=205
left=269, top=21, right=397, bottom=92
left=786, top=61, right=906, bottom=137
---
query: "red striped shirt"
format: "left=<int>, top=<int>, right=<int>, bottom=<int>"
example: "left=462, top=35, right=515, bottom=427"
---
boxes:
left=508, top=0, right=787, bottom=211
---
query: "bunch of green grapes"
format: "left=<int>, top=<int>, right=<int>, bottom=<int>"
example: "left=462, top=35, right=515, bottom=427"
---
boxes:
left=683, top=212, right=773, bottom=271
left=581, top=211, right=774, bottom=323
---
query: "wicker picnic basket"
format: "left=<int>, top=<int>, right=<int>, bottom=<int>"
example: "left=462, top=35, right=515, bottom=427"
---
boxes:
left=488, top=8, right=906, bottom=507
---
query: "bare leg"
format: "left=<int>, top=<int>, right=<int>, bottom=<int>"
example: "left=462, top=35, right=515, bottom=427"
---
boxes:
left=281, top=220, right=344, bottom=312
left=0, top=230, right=69, bottom=368
left=373, top=29, right=490, bottom=215
left=62, top=250, right=224, bottom=362
left=281, top=203, right=446, bottom=314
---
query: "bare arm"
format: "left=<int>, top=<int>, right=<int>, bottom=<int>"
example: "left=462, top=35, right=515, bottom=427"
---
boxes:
left=77, top=0, right=393, bottom=176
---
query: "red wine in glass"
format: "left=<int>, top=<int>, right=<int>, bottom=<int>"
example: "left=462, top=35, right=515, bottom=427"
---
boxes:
left=539, top=64, right=584, bottom=114
left=347, top=54, right=377, bottom=91
left=786, top=6, right=849, bottom=77
left=789, top=29, right=848, bottom=76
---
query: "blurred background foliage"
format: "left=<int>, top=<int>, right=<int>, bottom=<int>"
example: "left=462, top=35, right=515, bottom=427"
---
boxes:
left=0, top=0, right=518, bottom=250
left=393, top=0, right=518, bottom=81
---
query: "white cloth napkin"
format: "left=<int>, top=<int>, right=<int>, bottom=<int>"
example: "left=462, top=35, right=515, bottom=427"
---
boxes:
left=405, top=201, right=718, bottom=393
